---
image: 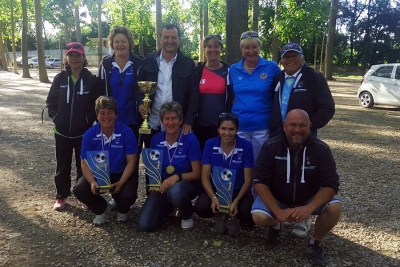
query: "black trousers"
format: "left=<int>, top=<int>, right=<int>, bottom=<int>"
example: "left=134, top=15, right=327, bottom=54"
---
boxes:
left=54, top=134, right=83, bottom=199
left=73, top=173, right=138, bottom=215
left=195, top=125, right=219, bottom=152
left=194, top=190, right=254, bottom=225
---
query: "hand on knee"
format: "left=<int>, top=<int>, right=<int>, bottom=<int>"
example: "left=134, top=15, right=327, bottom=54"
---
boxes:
left=252, top=212, right=274, bottom=227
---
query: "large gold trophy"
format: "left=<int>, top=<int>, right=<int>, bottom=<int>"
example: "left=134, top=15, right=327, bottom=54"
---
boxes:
left=138, top=81, right=158, bottom=134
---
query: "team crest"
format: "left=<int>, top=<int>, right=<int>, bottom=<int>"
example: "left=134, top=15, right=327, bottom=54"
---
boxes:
left=306, top=157, right=311, bottom=165
left=260, top=73, right=267, bottom=79
left=297, top=81, right=303, bottom=88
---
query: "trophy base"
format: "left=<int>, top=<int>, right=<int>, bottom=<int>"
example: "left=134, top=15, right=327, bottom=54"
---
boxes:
left=148, top=184, right=161, bottom=191
left=139, top=128, right=152, bottom=135
left=95, top=186, right=115, bottom=194
left=219, top=205, right=231, bottom=214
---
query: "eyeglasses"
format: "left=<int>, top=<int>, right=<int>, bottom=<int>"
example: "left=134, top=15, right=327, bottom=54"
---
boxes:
left=205, top=35, right=222, bottom=41
left=219, top=113, right=238, bottom=120
left=119, top=72, right=124, bottom=85
left=240, top=33, right=259, bottom=40
left=65, top=43, right=83, bottom=50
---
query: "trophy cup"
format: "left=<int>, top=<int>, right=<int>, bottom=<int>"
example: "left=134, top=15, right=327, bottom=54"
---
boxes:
left=85, top=151, right=114, bottom=194
left=212, top=166, right=237, bottom=213
left=138, top=81, right=158, bottom=134
left=142, top=148, right=163, bottom=191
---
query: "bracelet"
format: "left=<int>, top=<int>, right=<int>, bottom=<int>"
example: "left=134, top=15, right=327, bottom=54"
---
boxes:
left=176, top=173, right=183, bottom=181
left=212, top=196, right=218, bottom=200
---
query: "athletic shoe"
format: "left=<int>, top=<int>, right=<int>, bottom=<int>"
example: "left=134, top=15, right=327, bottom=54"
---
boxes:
left=266, top=221, right=284, bottom=249
left=214, top=214, right=228, bottom=234
left=93, top=204, right=111, bottom=226
left=181, top=218, right=194, bottom=230
left=53, top=198, right=67, bottom=211
left=291, top=218, right=311, bottom=238
left=117, top=212, right=128, bottom=223
left=79, top=202, right=89, bottom=211
left=227, top=216, right=241, bottom=237
left=109, top=198, right=117, bottom=210
left=308, top=240, right=326, bottom=266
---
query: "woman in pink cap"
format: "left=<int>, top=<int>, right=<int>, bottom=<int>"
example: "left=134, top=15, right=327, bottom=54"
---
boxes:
left=46, top=42, right=101, bottom=211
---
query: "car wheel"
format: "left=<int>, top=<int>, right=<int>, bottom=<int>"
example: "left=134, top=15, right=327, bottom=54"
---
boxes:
left=50, top=64, right=54, bottom=69
left=29, top=64, right=33, bottom=68
left=359, top=91, right=374, bottom=108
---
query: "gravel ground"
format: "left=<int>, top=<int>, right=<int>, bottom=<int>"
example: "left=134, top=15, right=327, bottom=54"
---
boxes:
left=0, top=68, right=399, bottom=267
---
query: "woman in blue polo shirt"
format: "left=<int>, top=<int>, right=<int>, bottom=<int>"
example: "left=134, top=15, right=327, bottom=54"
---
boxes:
left=194, top=112, right=254, bottom=236
left=73, top=96, right=139, bottom=226
left=137, top=101, right=202, bottom=232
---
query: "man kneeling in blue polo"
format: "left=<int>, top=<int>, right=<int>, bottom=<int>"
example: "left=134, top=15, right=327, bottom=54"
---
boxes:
left=251, top=109, right=342, bottom=266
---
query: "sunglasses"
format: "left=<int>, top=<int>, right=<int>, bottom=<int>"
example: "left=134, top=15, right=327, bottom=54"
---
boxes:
left=65, top=43, right=83, bottom=50
left=219, top=112, right=238, bottom=120
left=282, top=43, right=302, bottom=51
left=205, top=34, right=222, bottom=41
left=119, top=72, right=124, bottom=86
left=240, top=33, right=259, bottom=40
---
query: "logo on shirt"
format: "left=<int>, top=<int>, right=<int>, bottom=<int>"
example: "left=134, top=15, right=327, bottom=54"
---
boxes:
left=200, top=79, right=206, bottom=85
left=297, top=81, right=303, bottom=88
left=306, top=157, right=311, bottom=165
left=260, top=73, right=267, bottom=79
left=275, top=156, right=287, bottom=161
left=293, top=89, right=307, bottom=93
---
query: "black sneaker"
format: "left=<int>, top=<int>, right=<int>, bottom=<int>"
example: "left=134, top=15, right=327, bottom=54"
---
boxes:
left=214, top=214, right=228, bottom=234
left=308, top=240, right=326, bottom=266
left=227, top=216, right=241, bottom=237
left=266, top=222, right=283, bottom=249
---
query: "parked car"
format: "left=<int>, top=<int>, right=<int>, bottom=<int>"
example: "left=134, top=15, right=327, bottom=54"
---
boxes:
left=28, top=57, right=38, bottom=68
left=12, top=56, right=34, bottom=67
left=45, top=58, right=62, bottom=69
left=0, top=57, right=3, bottom=70
left=357, top=63, right=400, bottom=108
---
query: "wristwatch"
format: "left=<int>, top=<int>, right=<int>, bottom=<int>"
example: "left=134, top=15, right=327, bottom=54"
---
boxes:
left=176, top=173, right=183, bottom=181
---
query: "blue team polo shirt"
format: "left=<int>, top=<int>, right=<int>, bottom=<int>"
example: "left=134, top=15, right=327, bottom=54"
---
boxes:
left=110, top=55, right=137, bottom=126
left=151, top=130, right=202, bottom=180
left=202, top=136, right=254, bottom=190
left=81, top=121, right=138, bottom=174
left=229, top=56, right=281, bottom=131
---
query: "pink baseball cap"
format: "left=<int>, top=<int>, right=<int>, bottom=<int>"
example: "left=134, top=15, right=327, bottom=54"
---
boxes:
left=65, top=42, right=84, bottom=55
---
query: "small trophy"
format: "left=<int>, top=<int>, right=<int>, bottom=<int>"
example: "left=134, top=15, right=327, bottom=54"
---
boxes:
left=85, top=151, right=114, bottom=194
left=138, top=81, right=158, bottom=134
left=212, top=166, right=237, bottom=213
left=142, top=148, right=163, bottom=191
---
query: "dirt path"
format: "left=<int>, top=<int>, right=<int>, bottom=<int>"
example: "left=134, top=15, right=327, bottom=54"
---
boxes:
left=0, top=70, right=399, bottom=267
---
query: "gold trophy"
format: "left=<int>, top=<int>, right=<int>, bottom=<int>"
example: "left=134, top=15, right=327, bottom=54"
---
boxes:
left=138, top=81, right=158, bottom=134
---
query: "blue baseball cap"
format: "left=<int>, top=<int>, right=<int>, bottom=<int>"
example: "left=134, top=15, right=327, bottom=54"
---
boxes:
left=281, top=42, right=303, bottom=57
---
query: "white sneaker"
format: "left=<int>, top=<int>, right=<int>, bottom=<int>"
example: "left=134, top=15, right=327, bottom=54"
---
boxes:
left=291, top=218, right=311, bottom=238
left=181, top=218, right=194, bottom=230
left=117, top=212, right=128, bottom=223
left=93, top=204, right=111, bottom=226
left=109, top=199, right=117, bottom=210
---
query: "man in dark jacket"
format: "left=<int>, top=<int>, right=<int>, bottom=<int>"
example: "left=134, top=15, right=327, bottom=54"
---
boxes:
left=137, top=23, right=199, bottom=147
left=269, top=42, right=335, bottom=138
left=251, top=109, right=342, bottom=266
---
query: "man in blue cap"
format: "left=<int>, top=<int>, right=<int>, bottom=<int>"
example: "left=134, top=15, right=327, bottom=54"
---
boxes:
left=268, top=42, right=335, bottom=240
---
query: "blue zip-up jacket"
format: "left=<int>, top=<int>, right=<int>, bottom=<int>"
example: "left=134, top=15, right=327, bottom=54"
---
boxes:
left=254, top=132, right=340, bottom=206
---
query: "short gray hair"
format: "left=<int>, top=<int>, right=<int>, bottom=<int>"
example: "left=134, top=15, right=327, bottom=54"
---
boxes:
left=159, top=101, right=183, bottom=121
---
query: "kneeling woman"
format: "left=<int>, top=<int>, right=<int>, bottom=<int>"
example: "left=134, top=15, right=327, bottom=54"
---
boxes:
left=74, top=96, right=138, bottom=225
left=194, top=112, right=254, bottom=236
left=137, top=101, right=202, bottom=232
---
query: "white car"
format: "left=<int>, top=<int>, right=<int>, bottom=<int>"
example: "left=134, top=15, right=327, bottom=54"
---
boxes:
left=45, top=58, right=62, bottom=69
left=357, top=63, right=400, bottom=108
left=28, top=57, right=38, bottom=68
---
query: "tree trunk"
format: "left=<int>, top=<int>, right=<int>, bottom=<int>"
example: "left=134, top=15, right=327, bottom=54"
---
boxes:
left=97, top=0, right=103, bottom=66
left=226, top=0, right=249, bottom=64
left=199, top=0, right=204, bottom=62
left=156, top=0, right=162, bottom=50
left=34, top=0, right=49, bottom=83
left=271, top=0, right=281, bottom=63
left=10, top=0, right=19, bottom=74
left=203, top=0, right=209, bottom=62
left=0, top=20, right=9, bottom=71
left=62, top=0, right=71, bottom=43
left=325, top=0, right=338, bottom=80
left=75, top=4, right=82, bottom=43
left=21, top=0, right=31, bottom=78
left=251, top=0, right=259, bottom=32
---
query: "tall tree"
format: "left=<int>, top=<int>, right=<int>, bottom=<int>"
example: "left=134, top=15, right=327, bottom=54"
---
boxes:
left=156, top=0, right=161, bottom=50
left=226, top=0, right=248, bottom=64
left=324, top=0, right=338, bottom=80
left=271, top=0, right=281, bottom=62
left=97, top=0, right=102, bottom=65
left=34, top=0, right=50, bottom=83
left=75, top=2, right=82, bottom=43
left=10, top=0, right=18, bottom=74
left=251, top=0, right=259, bottom=31
left=0, top=20, right=9, bottom=71
left=21, top=0, right=31, bottom=78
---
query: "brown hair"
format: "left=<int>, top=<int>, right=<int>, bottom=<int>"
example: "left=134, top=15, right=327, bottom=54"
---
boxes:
left=109, top=26, right=135, bottom=54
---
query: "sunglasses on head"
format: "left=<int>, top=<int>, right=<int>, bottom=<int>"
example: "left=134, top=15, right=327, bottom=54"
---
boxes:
left=240, top=33, right=259, bottom=40
left=205, top=34, right=222, bottom=41
left=65, top=43, right=82, bottom=50
left=219, top=113, right=238, bottom=120
left=283, top=43, right=302, bottom=51
left=119, top=72, right=124, bottom=86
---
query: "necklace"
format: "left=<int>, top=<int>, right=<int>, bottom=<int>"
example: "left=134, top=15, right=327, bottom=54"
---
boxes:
left=221, top=139, right=236, bottom=168
left=166, top=131, right=183, bottom=174
left=205, top=62, right=222, bottom=70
